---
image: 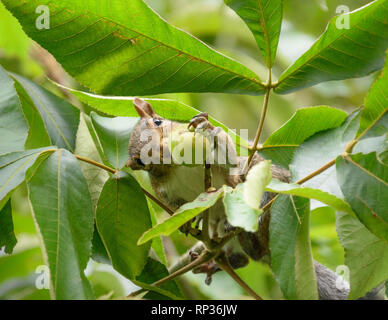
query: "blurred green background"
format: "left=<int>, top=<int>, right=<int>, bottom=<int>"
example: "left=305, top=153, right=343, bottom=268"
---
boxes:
left=0, top=0, right=375, bottom=299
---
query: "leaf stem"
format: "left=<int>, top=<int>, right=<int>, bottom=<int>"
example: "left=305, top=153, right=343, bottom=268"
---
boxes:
left=296, top=158, right=336, bottom=185
left=74, top=154, right=178, bottom=216
left=74, top=154, right=117, bottom=174
left=244, top=69, right=272, bottom=172
left=261, top=158, right=337, bottom=212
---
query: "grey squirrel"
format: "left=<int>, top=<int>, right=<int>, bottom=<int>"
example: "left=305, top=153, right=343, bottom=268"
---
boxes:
left=127, top=98, right=384, bottom=300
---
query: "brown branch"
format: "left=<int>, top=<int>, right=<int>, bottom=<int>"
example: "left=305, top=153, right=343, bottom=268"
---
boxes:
left=141, top=188, right=175, bottom=216
left=216, top=254, right=263, bottom=300
left=296, top=158, right=336, bottom=185
left=168, top=242, right=206, bottom=274
left=75, top=154, right=117, bottom=174
left=74, top=154, right=177, bottom=216
left=128, top=250, right=215, bottom=298
left=201, top=164, right=212, bottom=246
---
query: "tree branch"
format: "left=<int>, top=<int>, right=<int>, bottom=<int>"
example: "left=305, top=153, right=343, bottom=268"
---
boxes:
left=128, top=250, right=215, bottom=298
left=74, top=154, right=178, bottom=216
left=216, top=254, right=263, bottom=300
left=201, top=163, right=213, bottom=246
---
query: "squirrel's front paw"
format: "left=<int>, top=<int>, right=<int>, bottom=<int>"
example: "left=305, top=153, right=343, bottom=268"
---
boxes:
left=188, top=113, right=215, bottom=132
left=192, top=260, right=221, bottom=285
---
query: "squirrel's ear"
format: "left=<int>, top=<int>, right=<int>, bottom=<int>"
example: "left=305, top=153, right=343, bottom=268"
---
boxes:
left=133, top=98, right=156, bottom=118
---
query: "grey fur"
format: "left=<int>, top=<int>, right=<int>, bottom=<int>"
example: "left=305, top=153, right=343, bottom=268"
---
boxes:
left=314, top=261, right=385, bottom=300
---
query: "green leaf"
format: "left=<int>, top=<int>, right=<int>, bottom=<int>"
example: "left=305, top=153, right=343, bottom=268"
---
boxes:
left=0, top=273, right=51, bottom=300
left=138, top=189, right=224, bottom=245
left=146, top=199, right=167, bottom=266
left=88, top=270, right=124, bottom=299
left=0, top=247, right=45, bottom=294
left=260, top=106, right=347, bottom=168
left=270, top=195, right=318, bottom=300
left=0, top=66, right=28, bottom=155
left=96, top=172, right=152, bottom=279
left=135, top=257, right=182, bottom=300
left=0, top=246, right=51, bottom=299
left=0, top=2, right=31, bottom=60
left=10, top=74, right=80, bottom=152
left=381, top=149, right=388, bottom=165
left=91, top=226, right=111, bottom=265
left=336, top=212, right=388, bottom=300
left=224, top=0, right=283, bottom=67
left=290, top=111, right=360, bottom=201
left=386, top=280, right=388, bottom=297
left=0, top=200, right=17, bottom=254
left=0, top=147, right=55, bottom=203
left=223, top=185, right=261, bottom=232
left=131, top=281, right=182, bottom=301
left=75, top=115, right=109, bottom=211
left=354, top=66, right=388, bottom=156
left=266, top=179, right=354, bottom=214
left=336, top=152, right=388, bottom=242
left=244, top=160, right=272, bottom=208
left=28, top=149, right=95, bottom=300
left=75, top=115, right=110, bottom=264
left=353, top=130, right=388, bottom=156
left=223, top=161, right=272, bottom=232
left=358, top=50, right=388, bottom=136
left=0, top=194, right=10, bottom=214
left=91, top=112, right=138, bottom=170
left=275, top=0, right=388, bottom=94
left=14, top=80, right=51, bottom=149
left=3, top=0, right=265, bottom=96
left=357, top=112, right=388, bottom=158
left=59, top=86, right=249, bottom=150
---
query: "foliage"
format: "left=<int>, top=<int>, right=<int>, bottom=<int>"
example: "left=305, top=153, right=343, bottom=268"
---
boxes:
left=0, top=0, right=387, bottom=300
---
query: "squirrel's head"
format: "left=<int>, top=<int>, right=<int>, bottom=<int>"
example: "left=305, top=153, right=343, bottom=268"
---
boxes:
left=127, top=98, right=173, bottom=171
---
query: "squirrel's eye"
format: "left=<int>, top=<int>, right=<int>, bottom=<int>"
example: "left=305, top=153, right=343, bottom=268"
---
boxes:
left=153, top=119, right=163, bottom=126
left=136, top=158, right=145, bottom=167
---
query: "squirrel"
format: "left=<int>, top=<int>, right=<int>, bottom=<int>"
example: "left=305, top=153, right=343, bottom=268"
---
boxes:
left=127, top=98, right=384, bottom=300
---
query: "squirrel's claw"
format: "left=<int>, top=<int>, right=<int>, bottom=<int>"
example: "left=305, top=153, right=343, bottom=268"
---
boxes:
left=189, top=251, right=221, bottom=285
left=193, top=112, right=209, bottom=120
left=188, top=113, right=214, bottom=132
left=192, top=260, right=221, bottom=285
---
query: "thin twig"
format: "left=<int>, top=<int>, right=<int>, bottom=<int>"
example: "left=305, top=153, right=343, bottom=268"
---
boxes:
left=128, top=250, right=215, bottom=298
left=74, top=154, right=176, bottom=216
left=295, top=158, right=336, bottom=185
left=202, top=164, right=212, bottom=245
left=244, top=69, right=272, bottom=172
left=216, top=254, right=263, bottom=300
left=261, top=158, right=337, bottom=212
left=168, top=242, right=206, bottom=273
left=75, top=154, right=117, bottom=174
left=141, top=188, right=174, bottom=216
